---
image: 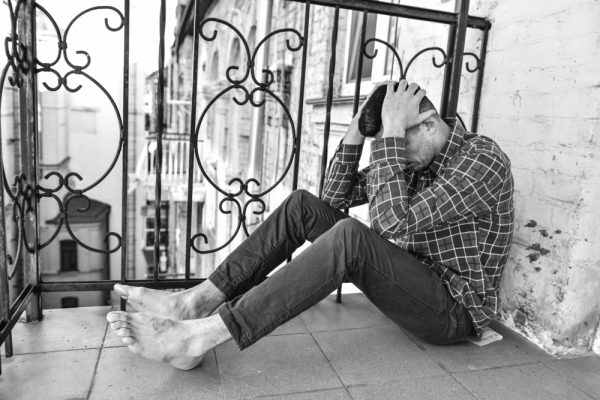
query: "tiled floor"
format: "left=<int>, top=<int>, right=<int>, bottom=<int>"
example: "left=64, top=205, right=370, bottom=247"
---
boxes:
left=1, top=293, right=599, bottom=400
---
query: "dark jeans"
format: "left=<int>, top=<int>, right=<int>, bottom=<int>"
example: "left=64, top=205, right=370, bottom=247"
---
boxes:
left=209, top=190, right=473, bottom=349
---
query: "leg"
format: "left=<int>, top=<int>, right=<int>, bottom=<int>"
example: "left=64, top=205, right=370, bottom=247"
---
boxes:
left=113, top=190, right=347, bottom=319
left=219, top=218, right=473, bottom=349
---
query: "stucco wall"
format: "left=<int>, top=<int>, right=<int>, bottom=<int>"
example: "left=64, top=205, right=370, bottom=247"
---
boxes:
left=469, top=0, right=600, bottom=355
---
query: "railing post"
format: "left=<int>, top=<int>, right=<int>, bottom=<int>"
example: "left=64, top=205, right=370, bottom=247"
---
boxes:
left=440, top=0, right=469, bottom=119
left=18, top=0, right=42, bottom=322
left=0, top=145, right=9, bottom=371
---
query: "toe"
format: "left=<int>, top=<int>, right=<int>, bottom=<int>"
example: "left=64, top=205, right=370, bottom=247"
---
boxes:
left=106, top=311, right=128, bottom=323
left=116, top=327, right=133, bottom=338
left=128, top=342, right=143, bottom=353
left=110, top=320, right=129, bottom=331
left=114, top=283, right=130, bottom=299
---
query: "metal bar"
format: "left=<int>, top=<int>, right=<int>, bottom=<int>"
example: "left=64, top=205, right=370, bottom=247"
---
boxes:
left=470, top=24, right=489, bottom=132
left=318, top=6, right=339, bottom=198
left=287, top=0, right=489, bottom=30
left=352, top=9, right=367, bottom=116
left=338, top=8, right=369, bottom=305
left=442, top=0, right=469, bottom=120
left=0, top=108, right=11, bottom=363
left=291, top=0, right=310, bottom=191
left=19, top=0, right=41, bottom=321
left=184, top=0, right=201, bottom=280
left=154, top=0, right=167, bottom=282
left=40, top=279, right=206, bottom=292
left=0, top=284, right=35, bottom=344
left=120, top=0, right=130, bottom=310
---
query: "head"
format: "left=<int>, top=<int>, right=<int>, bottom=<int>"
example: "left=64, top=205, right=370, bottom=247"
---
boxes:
left=358, top=82, right=450, bottom=170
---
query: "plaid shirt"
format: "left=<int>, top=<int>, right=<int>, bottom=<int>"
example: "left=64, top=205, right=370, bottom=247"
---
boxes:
left=322, top=121, right=514, bottom=335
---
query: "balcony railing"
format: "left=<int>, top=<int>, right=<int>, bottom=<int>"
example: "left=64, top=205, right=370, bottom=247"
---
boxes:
left=0, top=0, right=490, bottom=374
left=145, top=133, right=204, bottom=187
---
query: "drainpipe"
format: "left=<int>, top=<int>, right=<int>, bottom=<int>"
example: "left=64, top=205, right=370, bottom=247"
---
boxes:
left=248, top=0, right=273, bottom=190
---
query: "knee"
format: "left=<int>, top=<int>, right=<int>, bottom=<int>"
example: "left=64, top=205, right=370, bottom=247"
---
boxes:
left=287, top=189, right=317, bottom=206
left=331, top=218, right=365, bottom=238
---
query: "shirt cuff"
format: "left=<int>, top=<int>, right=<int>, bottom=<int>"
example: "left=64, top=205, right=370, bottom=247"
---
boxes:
left=335, top=142, right=363, bottom=165
left=370, top=137, right=407, bottom=164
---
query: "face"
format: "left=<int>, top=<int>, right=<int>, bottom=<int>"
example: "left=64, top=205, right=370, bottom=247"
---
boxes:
left=374, top=116, right=445, bottom=171
left=404, top=123, right=439, bottom=171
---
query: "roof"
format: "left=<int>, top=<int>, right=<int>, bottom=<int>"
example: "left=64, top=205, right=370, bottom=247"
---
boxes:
left=46, top=195, right=111, bottom=225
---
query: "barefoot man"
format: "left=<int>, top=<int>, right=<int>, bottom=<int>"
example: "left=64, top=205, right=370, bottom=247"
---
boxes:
left=107, top=80, right=514, bottom=370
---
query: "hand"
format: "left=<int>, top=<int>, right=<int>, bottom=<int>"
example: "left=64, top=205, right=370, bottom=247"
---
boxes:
left=381, top=80, right=435, bottom=138
left=344, top=82, right=390, bottom=144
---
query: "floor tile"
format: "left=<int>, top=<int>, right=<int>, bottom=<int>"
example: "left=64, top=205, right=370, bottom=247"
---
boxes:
left=416, top=329, right=541, bottom=372
left=0, top=349, right=99, bottom=400
left=2, top=306, right=110, bottom=355
left=544, top=356, right=600, bottom=399
left=488, top=320, right=554, bottom=361
left=313, top=325, right=445, bottom=386
left=454, top=362, right=593, bottom=400
left=348, top=375, right=477, bottom=400
left=246, top=388, right=351, bottom=399
left=269, top=316, right=308, bottom=336
left=90, top=346, right=222, bottom=400
left=299, top=294, right=393, bottom=333
left=216, top=333, right=342, bottom=399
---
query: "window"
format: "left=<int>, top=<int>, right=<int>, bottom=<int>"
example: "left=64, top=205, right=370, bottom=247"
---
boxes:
left=144, top=202, right=168, bottom=249
left=346, top=12, right=377, bottom=83
left=342, top=4, right=401, bottom=97
left=61, top=297, right=79, bottom=308
left=60, top=240, right=78, bottom=272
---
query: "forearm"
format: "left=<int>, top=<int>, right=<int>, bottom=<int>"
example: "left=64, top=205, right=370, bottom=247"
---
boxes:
left=367, top=137, right=410, bottom=237
left=321, top=141, right=367, bottom=208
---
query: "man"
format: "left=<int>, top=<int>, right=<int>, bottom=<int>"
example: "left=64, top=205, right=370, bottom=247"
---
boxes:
left=107, top=80, right=514, bottom=370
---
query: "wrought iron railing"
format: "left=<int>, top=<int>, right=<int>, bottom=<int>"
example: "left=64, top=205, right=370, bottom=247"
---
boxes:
left=0, top=0, right=490, bottom=374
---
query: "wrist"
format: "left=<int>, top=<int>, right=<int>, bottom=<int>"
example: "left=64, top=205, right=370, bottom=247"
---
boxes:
left=381, top=123, right=406, bottom=138
left=344, top=123, right=366, bottom=145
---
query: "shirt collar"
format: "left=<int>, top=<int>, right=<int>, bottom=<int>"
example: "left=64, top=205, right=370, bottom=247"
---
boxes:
left=427, top=118, right=465, bottom=176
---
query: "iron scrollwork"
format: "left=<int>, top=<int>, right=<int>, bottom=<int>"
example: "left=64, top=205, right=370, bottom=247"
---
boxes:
left=0, top=1, right=125, bottom=273
left=190, top=18, right=303, bottom=254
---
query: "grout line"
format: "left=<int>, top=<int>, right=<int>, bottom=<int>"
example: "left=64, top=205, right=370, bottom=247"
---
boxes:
left=307, top=330, right=349, bottom=394
left=541, top=360, right=598, bottom=400
left=213, top=347, right=225, bottom=400
left=240, top=386, right=348, bottom=399
left=2, top=345, right=105, bottom=357
left=446, top=371, right=481, bottom=399
left=85, top=321, right=110, bottom=400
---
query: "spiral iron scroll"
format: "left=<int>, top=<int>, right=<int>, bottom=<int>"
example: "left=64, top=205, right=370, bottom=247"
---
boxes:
left=363, top=38, right=481, bottom=80
left=189, top=18, right=303, bottom=254
left=0, top=0, right=124, bottom=277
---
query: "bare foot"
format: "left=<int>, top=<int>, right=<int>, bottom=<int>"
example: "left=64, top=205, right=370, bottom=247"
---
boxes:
left=114, top=281, right=225, bottom=320
left=106, top=311, right=231, bottom=370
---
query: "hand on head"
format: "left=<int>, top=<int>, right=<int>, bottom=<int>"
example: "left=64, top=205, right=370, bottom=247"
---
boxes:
left=381, top=80, right=436, bottom=137
left=358, top=79, right=436, bottom=138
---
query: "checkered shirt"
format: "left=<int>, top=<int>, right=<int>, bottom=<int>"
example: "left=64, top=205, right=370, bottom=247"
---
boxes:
left=321, top=121, right=514, bottom=335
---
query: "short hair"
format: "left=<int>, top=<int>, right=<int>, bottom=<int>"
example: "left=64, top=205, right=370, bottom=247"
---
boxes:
left=358, top=82, right=437, bottom=137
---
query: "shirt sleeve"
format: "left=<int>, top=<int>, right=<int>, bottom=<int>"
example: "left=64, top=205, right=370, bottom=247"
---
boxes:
left=321, top=141, right=369, bottom=209
left=367, top=137, right=506, bottom=238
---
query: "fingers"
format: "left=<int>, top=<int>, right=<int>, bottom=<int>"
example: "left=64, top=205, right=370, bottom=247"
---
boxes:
left=417, top=109, right=436, bottom=124
left=407, top=82, right=420, bottom=94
